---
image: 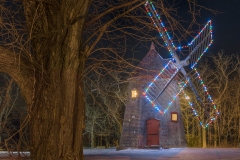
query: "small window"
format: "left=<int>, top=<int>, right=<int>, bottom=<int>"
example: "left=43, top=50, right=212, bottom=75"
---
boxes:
left=131, top=89, right=137, bottom=98
left=171, top=112, right=178, bottom=122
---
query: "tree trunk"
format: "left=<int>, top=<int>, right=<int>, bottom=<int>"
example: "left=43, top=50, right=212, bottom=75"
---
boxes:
left=91, top=125, right=95, bottom=148
left=198, top=124, right=201, bottom=147
left=208, top=127, right=211, bottom=147
left=20, top=1, right=90, bottom=159
left=29, top=56, right=85, bottom=159
left=0, top=123, right=2, bottom=149
left=186, top=117, right=189, bottom=144
left=202, top=127, right=206, bottom=148
left=218, top=125, right=221, bottom=146
left=214, top=121, right=217, bottom=147
left=238, top=118, right=240, bottom=147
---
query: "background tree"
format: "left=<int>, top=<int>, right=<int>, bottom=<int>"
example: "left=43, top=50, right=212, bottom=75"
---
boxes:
left=208, top=52, right=240, bottom=147
left=0, top=74, right=16, bottom=148
left=0, top=73, right=28, bottom=154
left=84, top=63, right=129, bottom=148
left=181, top=51, right=240, bottom=148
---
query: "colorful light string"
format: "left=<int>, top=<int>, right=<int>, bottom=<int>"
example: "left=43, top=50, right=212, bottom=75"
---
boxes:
left=143, top=70, right=188, bottom=114
left=142, top=60, right=178, bottom=114
left=143, top=0, right=219, bottom=127
left=145, top=1, right=213, bottom=61
left=180, top=68, right=219, bottom=128
left=145, top=1, right=176, bottom=57
left=163, top=80, right=188, bottom=113
left=144, top=60, right=174, bottom=92
left=190, top=20, right=213, bottom=68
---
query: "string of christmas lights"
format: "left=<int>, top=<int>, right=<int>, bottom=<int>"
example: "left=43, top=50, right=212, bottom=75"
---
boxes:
left=179, top=68, right=219, bottom=128
left=193, top=68, right=219, bottom=118
left=190, top=21, right=213, bottom=68
left=142, top=60, right=178, bottom=114
left=145, top=1, right=176, bottom=57
left=162, top=80, right=188, bottom=114
left=144, top=60, right=175, bottom=92
left=143, top=0, right=219, bottom=127
left=145, top=0, right=213, bottom=60
left=179, top=82, right=200, bottom=117
left=189, top=21, right=212, bottom=46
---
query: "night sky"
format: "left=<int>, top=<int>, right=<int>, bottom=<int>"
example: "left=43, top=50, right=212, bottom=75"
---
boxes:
left=133, top=0, right=240, bottom=60
left=201, top=0, right=240, bottom=55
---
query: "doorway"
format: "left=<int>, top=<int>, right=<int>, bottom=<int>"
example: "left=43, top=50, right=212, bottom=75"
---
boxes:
left=146, top=118, right=160, bottom=146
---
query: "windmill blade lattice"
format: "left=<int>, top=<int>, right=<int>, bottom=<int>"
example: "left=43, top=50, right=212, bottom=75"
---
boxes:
left=179, top=68, right=219, bottom=128
left=143, top=60, right=183, bottom=114
left=144, top=0, right=206, bottom=102
left=186, top=21, right=213, bottom=68
left=143, top=0, right=219, bottom=128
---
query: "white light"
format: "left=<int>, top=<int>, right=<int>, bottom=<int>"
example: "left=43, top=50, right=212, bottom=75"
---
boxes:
left=185, top=95, right=190, bottom=100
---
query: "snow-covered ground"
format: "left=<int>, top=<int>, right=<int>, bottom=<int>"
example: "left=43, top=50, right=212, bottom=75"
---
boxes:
left=0, top=151, right=30, bottom=159
left=84, top=147, right=178, bottom=154
left=84, top=148, right=240, bottom=160
left=1, top=148, right=239, bottom=160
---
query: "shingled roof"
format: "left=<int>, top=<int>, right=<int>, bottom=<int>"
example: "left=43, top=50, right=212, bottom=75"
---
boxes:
left=134, top=42, right=171, bottom=77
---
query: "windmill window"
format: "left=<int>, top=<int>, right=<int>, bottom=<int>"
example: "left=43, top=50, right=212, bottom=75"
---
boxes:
left=131, top=89, right=137, bottom=98
left=171, top=112, right=178, bottom=122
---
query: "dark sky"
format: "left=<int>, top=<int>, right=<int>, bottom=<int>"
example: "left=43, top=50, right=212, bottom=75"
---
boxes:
left=200, top=0, right=240, bottom=55
left=134, top=0, right=240, bottom=60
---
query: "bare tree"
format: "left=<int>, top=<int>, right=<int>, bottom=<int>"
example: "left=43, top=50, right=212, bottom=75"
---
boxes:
left=0, top=74, right=28, bottom=158
left=0, top=0, right=210, bottom=159
left=181, top=51, right=240, bottom=147
left=208, top=52, right=240, bottom=147
left=84, top=68, right=129, bottom=148
left=0, top=75, right=15, bottom=148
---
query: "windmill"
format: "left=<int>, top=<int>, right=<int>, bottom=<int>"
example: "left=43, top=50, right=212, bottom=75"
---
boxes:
left=143, top=0, right=219, bottom=128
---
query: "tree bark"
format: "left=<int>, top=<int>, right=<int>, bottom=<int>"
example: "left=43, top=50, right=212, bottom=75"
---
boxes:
left=0, top=0, right=91, bottom=159
left=0, top=47, right=33, bottom=104
left=202, top=127, right=206, bottom=148
left=91, top=124, right=94, bottom=148
left=29, top=68, right=85, bottom=159
left=27, top=22, right=87, bottom=160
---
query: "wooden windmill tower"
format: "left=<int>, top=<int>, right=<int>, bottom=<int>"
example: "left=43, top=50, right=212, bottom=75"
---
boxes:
left=118, top=0, right=219, bottom=149
left=118, top=43, right=187, bottom=149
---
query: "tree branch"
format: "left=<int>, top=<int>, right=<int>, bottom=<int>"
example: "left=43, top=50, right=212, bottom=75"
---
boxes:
left=85, top=0, right=142, bottom=26
left=0, top=47, right=34, bottom=105
left=85, top=1, right=145, bottom=57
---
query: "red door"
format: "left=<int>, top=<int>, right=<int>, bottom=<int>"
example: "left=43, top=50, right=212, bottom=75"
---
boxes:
left=147, top=119, right=160, bottom=146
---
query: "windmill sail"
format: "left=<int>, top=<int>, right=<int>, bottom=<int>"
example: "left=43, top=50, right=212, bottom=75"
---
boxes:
left=143, top=0, right=219, bottom=128
left=185, top=21, right=213, bottom=68
left=144, top=0, right=205, bottom=107
left=143, top=60, right=182, bottom=113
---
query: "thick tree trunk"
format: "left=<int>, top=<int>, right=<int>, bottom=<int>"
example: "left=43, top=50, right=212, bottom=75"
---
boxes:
left=1, top=0, right=143, bottom=159
left=20, top=1, right=90, bottom=159
left=0, top=119, right=2, bottom=149
left=30, top=68, right=85, bottom=159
